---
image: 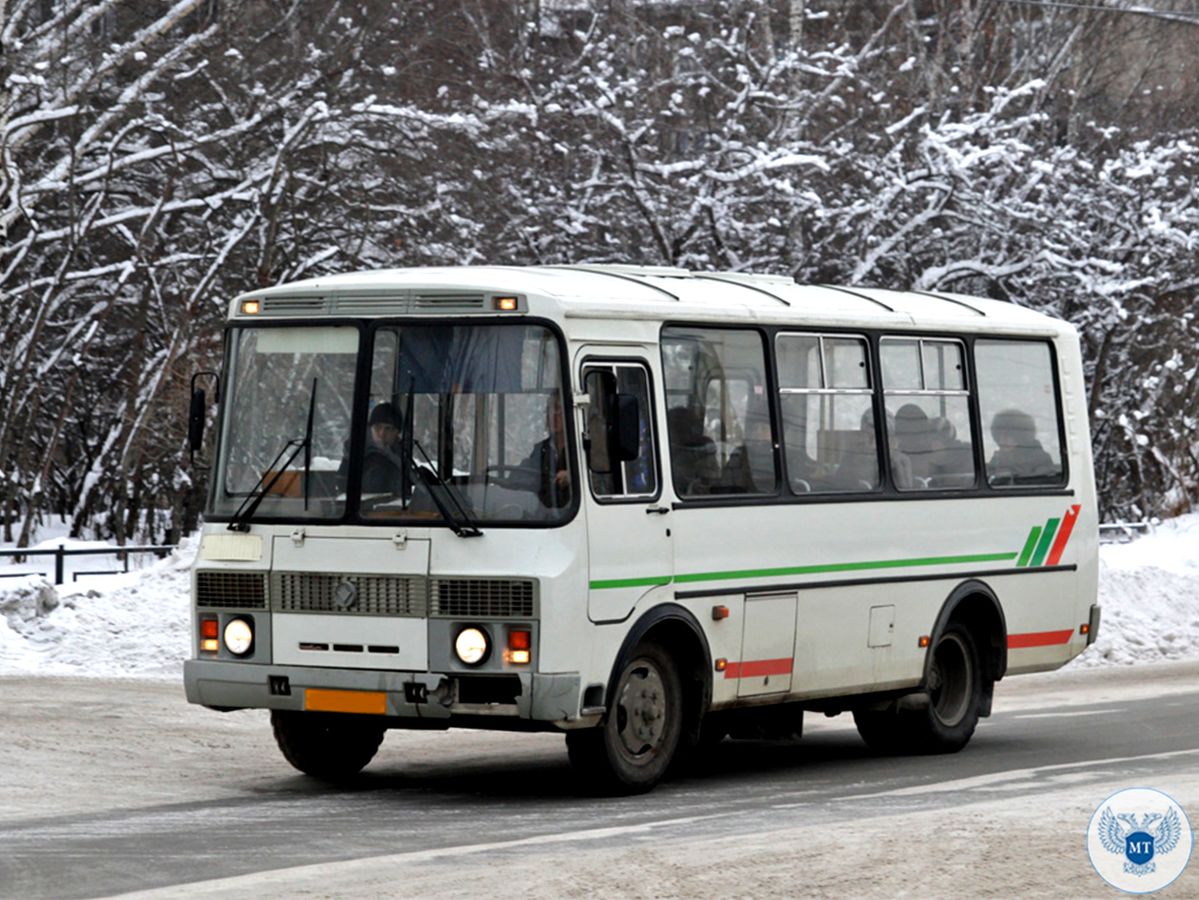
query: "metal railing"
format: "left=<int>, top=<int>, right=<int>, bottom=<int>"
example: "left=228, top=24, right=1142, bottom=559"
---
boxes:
left=0, top=545, right=176, bottom=584
left=1098, top=521, right=1152, bottom=544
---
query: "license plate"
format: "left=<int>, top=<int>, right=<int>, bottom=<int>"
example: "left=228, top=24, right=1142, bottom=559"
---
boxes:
left=304, top=688, right=387, bottom=715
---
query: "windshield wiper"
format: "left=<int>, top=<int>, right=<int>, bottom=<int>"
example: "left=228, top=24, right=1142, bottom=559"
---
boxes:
left=227, top=379, right=318, bottom=532
left=410, top=439, right=482, bottom=538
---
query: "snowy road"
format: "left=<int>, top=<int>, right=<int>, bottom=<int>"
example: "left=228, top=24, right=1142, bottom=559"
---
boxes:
left=1, top=663, right=1197, bottom=899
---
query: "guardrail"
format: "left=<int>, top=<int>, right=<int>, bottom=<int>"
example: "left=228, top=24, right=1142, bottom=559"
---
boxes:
left=0, top=545, right=176, bottom=585
left=1098, top=521, right=1152, bottom=544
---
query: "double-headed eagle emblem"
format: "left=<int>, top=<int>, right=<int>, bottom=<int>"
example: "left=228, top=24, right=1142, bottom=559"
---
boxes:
left=1098, top=806, right=1184, bottom=876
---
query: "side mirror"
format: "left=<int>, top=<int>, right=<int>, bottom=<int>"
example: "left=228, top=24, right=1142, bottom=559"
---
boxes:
left=188, top=371, right=220, bottom=467
left=610, top=394, right=640, bottom=462
left=188, top=387, right=207, bottom=454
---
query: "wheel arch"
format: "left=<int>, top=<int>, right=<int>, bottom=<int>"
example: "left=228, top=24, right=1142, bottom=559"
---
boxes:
left=924, top=580, right=1008, bottom=693
left=606, top=603, right=713, bottom=724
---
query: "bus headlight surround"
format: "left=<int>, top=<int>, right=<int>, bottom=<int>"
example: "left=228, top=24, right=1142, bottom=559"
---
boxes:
left=223, top=618, right=254, bottom=656
left=454, top=626, right=490, bottom=666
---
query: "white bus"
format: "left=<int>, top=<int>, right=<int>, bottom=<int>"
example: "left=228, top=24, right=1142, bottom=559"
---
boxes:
left=185, top=265, right=1099, bottom=793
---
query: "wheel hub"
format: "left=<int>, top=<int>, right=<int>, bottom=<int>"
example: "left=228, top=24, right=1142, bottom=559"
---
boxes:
left=615, top=662, right=667, bottom=760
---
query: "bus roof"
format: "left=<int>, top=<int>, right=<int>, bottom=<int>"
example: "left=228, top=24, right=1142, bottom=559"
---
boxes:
left=230, top=265, right=1072, bottom=336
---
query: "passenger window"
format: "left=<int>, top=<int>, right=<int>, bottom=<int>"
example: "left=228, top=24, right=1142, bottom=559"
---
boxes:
left=583, top=363, right=658, bottom=499
left=975, top=341, right=1065, bottom=486
left=777, top=334, right=877, bottom=495
left=881, top=337, right=975, bottom=491
left=661, top=327, right=776, bottom=497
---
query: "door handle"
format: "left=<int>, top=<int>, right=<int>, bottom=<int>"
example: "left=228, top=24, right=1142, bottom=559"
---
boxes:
left=646, top=506, right=670, bottom=515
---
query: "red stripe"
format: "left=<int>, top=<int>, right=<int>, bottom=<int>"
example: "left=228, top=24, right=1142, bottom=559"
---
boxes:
left=1045, top=504, right=1082, bottom=566
left=1008, top=629, right=1073, bottom=649
left=724, top=657, right=793, bottom=679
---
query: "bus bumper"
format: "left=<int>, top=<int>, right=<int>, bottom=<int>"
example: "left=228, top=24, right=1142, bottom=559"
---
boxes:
left=183, top=659, right=584, bottom=726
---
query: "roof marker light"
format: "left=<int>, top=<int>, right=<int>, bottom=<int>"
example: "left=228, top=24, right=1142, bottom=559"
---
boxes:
left=494, top=296, right=519, bottom=311
left=241, top=299, right=261, bottom=315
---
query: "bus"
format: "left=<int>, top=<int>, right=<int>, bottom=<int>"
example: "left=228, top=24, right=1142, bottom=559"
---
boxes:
left=184, top=264, right=1100, bottom=793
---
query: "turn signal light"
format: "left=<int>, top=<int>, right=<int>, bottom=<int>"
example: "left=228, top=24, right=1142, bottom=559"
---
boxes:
left=200, top=618, right=219, bottom=639
left=508, top=629, right=531, bottom=651
left=1080, top=623, right=1090, bottom=635
left=712, top=605, right=730, bottom=621
left=918, top=635, right=931, bottom=648
left=714, top=658, right=728, bottom=672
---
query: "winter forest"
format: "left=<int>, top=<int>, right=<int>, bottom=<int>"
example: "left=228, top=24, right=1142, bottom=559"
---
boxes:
left=2, top=0, right=1197, bottom=546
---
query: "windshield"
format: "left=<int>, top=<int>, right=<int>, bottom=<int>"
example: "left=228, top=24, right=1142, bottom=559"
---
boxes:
left=208, top=321, right=573, bottom=526
left=210, top=326, right=359, bottom=520
left=360, top=323, right=571, bottom=525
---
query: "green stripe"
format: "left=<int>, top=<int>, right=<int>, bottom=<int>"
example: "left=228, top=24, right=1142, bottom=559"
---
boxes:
left=589, top=552, right=1017, bottom=591
left=587, top=574, right=673, bottom=590
left=1016, top=526, right=1042, bottom=567
left=1029, top=518, right=1061, bottom=567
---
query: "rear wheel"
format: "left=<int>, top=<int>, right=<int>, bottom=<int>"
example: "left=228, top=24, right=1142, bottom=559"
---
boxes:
left=566, top=642, right=683, bottom=794
left=853, top=623, right=982, bottom=754
left=271, top=710, right=385, bottom=781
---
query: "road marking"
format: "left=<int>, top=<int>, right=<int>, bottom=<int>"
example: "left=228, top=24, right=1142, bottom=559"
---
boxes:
left=1008, top=709, right=1125, bottom=719
left=108, top=812, right=727, bottom=898
left=835, top=748, right=1199, bottom=802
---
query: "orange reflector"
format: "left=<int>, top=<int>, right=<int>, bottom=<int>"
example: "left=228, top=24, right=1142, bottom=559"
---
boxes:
left=508, top=629, right=531, bottom=651
left=200, top=618, right=219, bottom=639
left=714, top=658, right=728, bottom=672
left=918, top=635, right=930, bottom=648
left=510, top=649, right=531, bottom=665
left=712, top=605, right=730, bottom=621
left=1080, top=623, right=1090, bottom=635
left=494, top=296, right=519, bottom=311
left=241, top=299, right=261, bottom=314
left=305, top=689, right=387, bottom=715
left=201, top=638, right=219, bottom=653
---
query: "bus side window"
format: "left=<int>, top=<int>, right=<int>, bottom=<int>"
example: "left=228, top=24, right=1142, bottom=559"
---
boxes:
left=661, top=327, right=776, bottom=498
left=975, top=340, right=1065, bottom=487
left=881, top=338, right=976, bottom=490
left=777, top=333, right=877, bottom=495
left=584, top=363, right=658, bottom=500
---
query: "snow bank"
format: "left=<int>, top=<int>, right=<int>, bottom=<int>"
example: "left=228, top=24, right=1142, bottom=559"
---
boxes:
left=1070, top=513, right=1199, bottom=668
left=2, top=517, right=1199, bottom=679
left=0, top=538, right=194, bottom=679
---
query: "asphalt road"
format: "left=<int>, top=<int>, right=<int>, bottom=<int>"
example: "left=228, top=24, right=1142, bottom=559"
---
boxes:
left=1, top=664, right=1197, bottom=899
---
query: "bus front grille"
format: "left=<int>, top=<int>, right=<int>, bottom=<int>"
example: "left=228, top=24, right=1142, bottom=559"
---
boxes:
left=430, top=578, right=536, bottom=618
left=195, top=571, right=268, bottom=609
left=271, top=573, right=428, bottom=616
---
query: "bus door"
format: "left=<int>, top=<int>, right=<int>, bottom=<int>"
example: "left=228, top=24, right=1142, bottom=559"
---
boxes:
left=578, top=352, right=672, bottom=624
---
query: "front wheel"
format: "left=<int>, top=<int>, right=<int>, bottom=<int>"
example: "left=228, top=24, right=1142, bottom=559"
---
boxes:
left=271, top=710, right=385, bottom=781
left=566, top=642, right=683, bottom=794
left=853, top=623, right=982, bottom=755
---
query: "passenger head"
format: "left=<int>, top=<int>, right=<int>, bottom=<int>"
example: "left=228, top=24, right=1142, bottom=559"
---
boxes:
left=894, top=404, right=932, bottom=450
left=368, top=402, right=401, bottom=448
left=991, top=409, right=1037, bottom=449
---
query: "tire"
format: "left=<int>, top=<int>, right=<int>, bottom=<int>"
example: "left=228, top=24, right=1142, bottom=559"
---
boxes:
left=566, top=642, right=683, bottom=794
left=271, top=710, right=386, bottom=781
left=853, top=622, right=983, bottom=755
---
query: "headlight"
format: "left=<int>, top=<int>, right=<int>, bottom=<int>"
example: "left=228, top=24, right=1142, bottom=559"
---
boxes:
left=454, top=626, right=489, bottom=666
left=223, top=618, right=254, bottom=655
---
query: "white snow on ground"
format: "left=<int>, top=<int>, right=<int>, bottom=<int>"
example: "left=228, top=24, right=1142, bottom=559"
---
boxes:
left=2, top=516, right=1199, bottom=678
left=0, top=538, right=194, bottom=678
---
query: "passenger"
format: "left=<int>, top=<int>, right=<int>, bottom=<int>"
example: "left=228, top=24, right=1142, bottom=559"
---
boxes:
left=989, top=409, right=1056, bottom=482
left=830, top=410, right=881, bottom=491
left=727, top=408, right=775, bottom=493
left=928, top=416, right=974, bottom=484
left=519, top=395, right=571, bottom=508
left=894, top=403, right=936, bottom=481
left=667, top=406, right=718, bottom=495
